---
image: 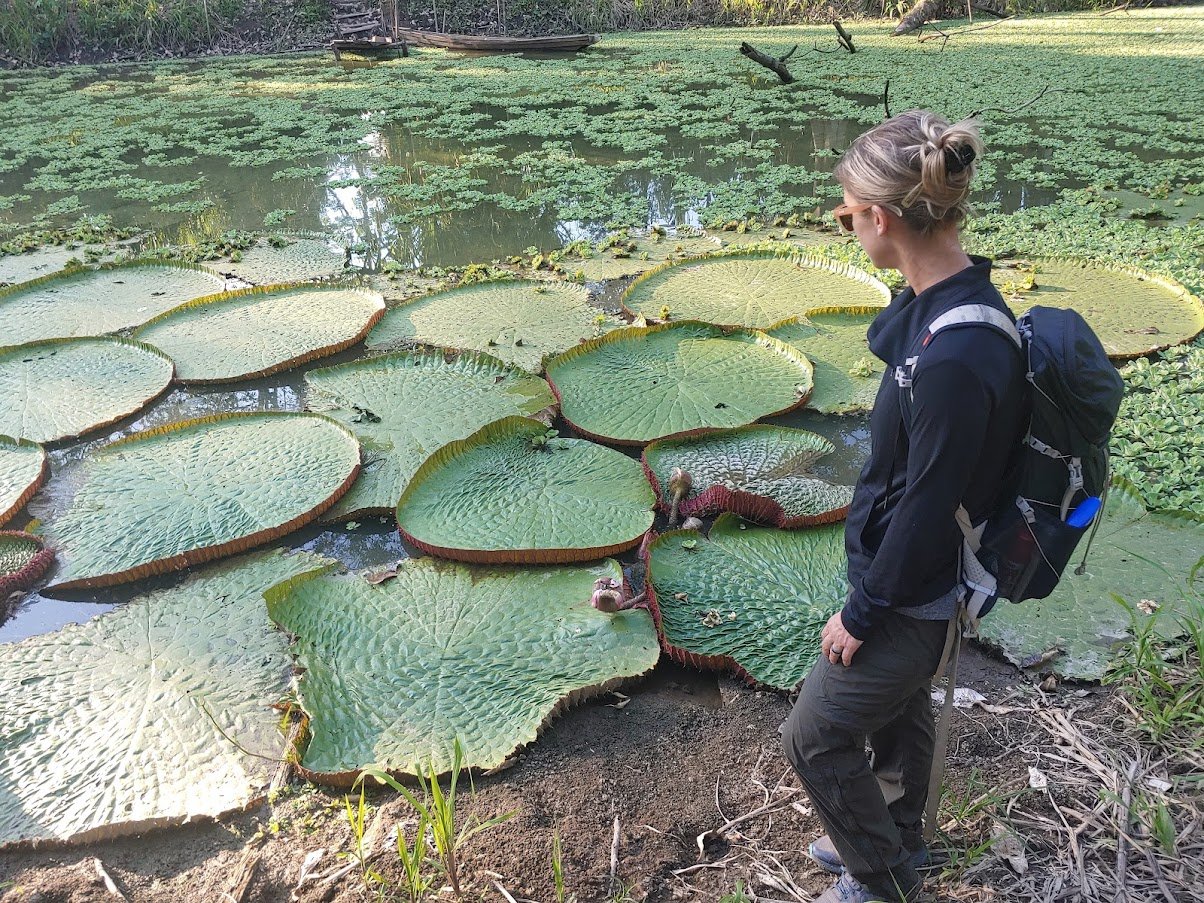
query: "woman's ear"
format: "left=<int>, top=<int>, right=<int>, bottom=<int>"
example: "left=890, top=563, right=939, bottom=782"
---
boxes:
left=871, top=205, right=891, bottom=237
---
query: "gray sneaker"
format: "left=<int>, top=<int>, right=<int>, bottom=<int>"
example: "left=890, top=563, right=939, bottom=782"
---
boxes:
left=807, top=834, right=930, bottom=875
left=812, top=873, right=886, bottom=903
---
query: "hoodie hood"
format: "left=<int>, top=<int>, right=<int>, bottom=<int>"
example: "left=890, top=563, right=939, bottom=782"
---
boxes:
left=867, top=256, right=1006, bottom=366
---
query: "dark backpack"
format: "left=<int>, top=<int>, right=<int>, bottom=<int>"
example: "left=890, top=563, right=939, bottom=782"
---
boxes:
left=899, top=303, right=1125, bottom=621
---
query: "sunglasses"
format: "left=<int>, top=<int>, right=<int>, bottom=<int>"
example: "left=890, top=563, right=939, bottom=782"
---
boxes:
left=832, top=202, right=874, bottom=232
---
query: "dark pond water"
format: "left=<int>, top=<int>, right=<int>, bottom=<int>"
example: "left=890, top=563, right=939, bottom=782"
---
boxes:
left=0, top=73, right=1065, bottom=271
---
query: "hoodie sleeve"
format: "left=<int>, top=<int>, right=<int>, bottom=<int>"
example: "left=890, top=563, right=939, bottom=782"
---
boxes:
left=840, top=352, right=993, bottom=640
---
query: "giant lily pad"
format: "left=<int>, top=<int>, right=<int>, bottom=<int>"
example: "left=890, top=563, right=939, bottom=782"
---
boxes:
left=0, top=436, right=48, bottom=526
left=0, top=531, right=54, bottom=596
left=975, top=481, right=1203, bottom=681
left=621, top=252, right=888, bottom=329
left=992, top=258, right=1204, bottom=359
left=768, top=307, right=884, bottom=414
left=571, top=234, right=720, bottom=281
left=0, top=261, right=225, bottom=345
left=41, top=412, right=360, bottom=592
left=397, top=417, right=655, bottom=564
left=0, top=549, right=332, bottom=847
left=133, top=284, right=386, bottom=383
left=366, top=280, right=616, bottom=372
left=545, top=322, right=814, bottom=445
left=0, top=337, right=174, bottom=443
left=204, top=238, right=347, bottom=285
left=646, top=514, right=847, bottom=690
left=265, top=556, right=659, bottom=782
left=643, top=426, right=854, bottom=528
left=306, top=350, right=556, bottom=520
left=0, top=248, right=82, bottom=286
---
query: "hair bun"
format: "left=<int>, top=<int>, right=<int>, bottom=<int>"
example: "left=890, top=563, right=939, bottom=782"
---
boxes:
left=944, top=144, right=976, bottom=174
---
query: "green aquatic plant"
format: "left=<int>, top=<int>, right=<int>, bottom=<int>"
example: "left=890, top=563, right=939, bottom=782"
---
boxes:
left=133, top=284, right=386, bottom=383
left=367, top=280, right=619, bottom=373
left=305, top=349, right=556, bottom=520
left=264, top=557, right=659, bottom=780
left=0, top=549, right=333, bottom=846
left=396, top=417, right=656, bottom=564
left=40, top=412, right=360, bottom=592
left=1112, top=340, right=1204, bottom=515
left=621, top=250, right=888, bottom=329
left=545, top=321, right=815, bottom=445
left=0, top=436, right=47, bottom=526
left=0, top=530, right=54, bottom=596
left=646, top=513, right=848, bottom=689
left=0, top=337, right=174, bottom=444
left=0, top=261, right=224, bottom=345
left=769, top=308, right=884, bottom=415
left=643, top=425, right=854, bottom=528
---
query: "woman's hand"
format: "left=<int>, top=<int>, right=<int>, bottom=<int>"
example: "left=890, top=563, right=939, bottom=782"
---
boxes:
left=820, top=612, right=863, bottom=667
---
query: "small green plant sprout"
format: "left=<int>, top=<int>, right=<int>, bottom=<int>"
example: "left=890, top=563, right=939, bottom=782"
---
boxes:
left=341, top=785, right=388, bottom=894
left=396, top=811, right=434, bottom=903
left=550, top=830, right=575, bottom=903
left=530, top=428, right=559, bottom=451
left=1105, top=595, right=1204, bottom=749
left=848, top=357, right=878, bottom=378
left=459, top=262, right=492, bottom=285
left=358, top=740, right=516, bottom=899
left=719, top=881, right=753, bottom=903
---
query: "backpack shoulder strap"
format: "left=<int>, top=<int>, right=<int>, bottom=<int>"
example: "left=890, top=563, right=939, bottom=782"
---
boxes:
left=894, top=303, right=1022, bottom=393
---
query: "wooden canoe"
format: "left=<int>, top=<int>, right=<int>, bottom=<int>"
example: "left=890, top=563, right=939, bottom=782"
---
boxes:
left=395, top=28, right=600, bottom=52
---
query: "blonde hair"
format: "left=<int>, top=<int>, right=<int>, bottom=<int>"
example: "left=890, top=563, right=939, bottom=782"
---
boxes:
left=833, top=110, right=984, bottom=234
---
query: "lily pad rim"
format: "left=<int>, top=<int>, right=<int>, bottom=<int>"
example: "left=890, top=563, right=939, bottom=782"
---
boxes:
left=396, top=415, right=654, bottom=564
left=44, top=411, right=361, bottom=593
left=641, top=423, right=851, bottom=528
left=0, top=435, right=49, bottom=527
left=0, top=335, right=176, bottom=445
left=544, top=319, right=816, bottom=447
left=132, top=281, right=387, bottom=384
left=619, top=248, right=892, bottom=327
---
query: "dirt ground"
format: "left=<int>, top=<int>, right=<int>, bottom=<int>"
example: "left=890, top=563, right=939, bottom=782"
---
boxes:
left=0, top=647, right=1074, bottom=903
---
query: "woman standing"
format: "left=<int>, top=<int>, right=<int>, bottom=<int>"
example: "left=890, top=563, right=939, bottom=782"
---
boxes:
left=781, top=111, right=1027, bottom=903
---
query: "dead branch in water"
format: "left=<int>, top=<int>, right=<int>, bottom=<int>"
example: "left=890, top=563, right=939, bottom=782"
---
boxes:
left=738, top=42, right=796, bottom=84
left=918, top=14, right=1016, bottom=48
left=834, top=21, right=856, bottom=53
left=893, top=0, right=941, bottom=36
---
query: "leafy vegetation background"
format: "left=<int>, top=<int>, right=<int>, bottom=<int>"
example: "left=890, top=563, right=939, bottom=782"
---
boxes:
left=2, top=0, right=1185, bottom=67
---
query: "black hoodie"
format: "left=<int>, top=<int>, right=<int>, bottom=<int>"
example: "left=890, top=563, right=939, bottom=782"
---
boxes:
left=841, top=256, right=1027, bottom=640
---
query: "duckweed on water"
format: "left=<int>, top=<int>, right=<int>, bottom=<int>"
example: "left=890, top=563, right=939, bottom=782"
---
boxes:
left=0, top=10, right=1201, bottom=268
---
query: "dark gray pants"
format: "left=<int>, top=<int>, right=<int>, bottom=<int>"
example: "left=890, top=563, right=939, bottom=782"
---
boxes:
left=782, top=609, right=950, bottom=901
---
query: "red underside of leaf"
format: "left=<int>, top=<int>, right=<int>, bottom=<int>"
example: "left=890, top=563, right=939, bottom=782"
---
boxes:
left=0, top=532, right=55, bottom=595
left=641, top=457, right=849, bottom=529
